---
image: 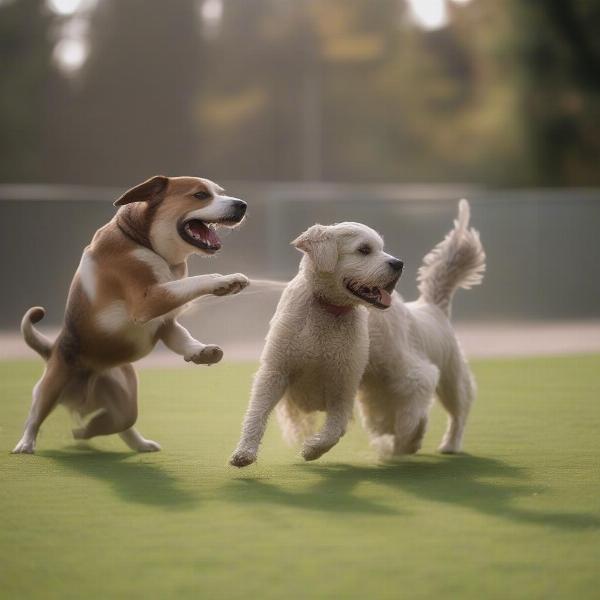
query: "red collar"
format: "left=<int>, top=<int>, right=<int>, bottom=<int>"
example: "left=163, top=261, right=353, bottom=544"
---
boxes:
left=314, top=295, right=353, bottom=317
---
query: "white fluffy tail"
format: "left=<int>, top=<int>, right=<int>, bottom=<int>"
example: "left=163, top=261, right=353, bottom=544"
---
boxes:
left=275, top=399, right=317, bottom=446
left=21, top=307, right=52, bottom=360
left=417, top=199, right=486, bottom=316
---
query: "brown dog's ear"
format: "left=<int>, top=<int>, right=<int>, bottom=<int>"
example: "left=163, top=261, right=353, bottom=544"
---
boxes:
left=114, top=176, right=169, bottom=207
left=291, top=224, right=338, bottom=273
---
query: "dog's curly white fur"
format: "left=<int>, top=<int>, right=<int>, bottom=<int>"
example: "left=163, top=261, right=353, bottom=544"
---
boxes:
left=360, top=199, right=485, bottom=458
left=230, top=200, right=484, bottom=467
left=230, top=221, right=403, bottom=466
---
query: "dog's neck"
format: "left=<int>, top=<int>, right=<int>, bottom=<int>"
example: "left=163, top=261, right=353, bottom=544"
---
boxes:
left=314, top=294, right=354, bottom=317
left=116, top=204, right=191, bottom=268
left=302, top=260, right=356, bottom=316
left=116, top=204, right=155, bottom=252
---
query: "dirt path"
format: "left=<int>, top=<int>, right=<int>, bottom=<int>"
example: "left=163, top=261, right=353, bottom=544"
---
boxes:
left=1, top=320, right=599, bottom=367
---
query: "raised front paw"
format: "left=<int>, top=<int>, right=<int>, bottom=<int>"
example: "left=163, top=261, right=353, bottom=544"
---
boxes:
left=229, top=448, right=257, bottom=468
left=212, top=273, right=249, bottom=297
left=185, top=345, right=223, bottom=365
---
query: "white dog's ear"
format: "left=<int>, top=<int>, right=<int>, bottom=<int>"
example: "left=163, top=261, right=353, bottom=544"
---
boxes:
left=292, top=224, right=338, bottom=273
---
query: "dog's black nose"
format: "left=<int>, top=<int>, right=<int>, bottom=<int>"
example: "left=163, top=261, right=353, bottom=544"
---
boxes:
left=388, top=258, right=404, bottom=273
left=232, top=200, right=247, bottom=221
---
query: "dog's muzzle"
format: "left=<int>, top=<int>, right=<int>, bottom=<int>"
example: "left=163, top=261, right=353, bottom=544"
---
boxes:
left=228, top=200, right=247, bottom=223
left=388, top=258, right=404, bottom=274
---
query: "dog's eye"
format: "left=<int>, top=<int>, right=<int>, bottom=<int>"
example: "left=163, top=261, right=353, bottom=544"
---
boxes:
left=193, top=191, right=212, bottom=200
left=357, top=245, right=372, bottom=255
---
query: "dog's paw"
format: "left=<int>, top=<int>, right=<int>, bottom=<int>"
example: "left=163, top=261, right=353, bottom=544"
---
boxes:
left=12, top=438, right=35, bottom=454
left=185, top=345, right=223, bottom=366
left=301, top=438, right=337, bottom=462
left=438, top=442, right=461, bottom=455
left=229, top=448, right=257, bottom=468
left=134, top=439, right=162, bottom=453
left=212, top=273, right=249, bottom=297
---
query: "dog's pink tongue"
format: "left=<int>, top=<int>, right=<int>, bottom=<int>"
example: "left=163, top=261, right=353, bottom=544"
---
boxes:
left=206, top=226, right=220, bottom=247
left=379, top=289, right=392, bottom=308
left=189, top=221, right=221, bottom=247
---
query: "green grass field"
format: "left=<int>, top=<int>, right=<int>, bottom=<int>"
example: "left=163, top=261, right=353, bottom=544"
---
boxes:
left=1, top=355, right=599, bottom=599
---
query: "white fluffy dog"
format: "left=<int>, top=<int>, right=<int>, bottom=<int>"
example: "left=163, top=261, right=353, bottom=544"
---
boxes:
left=360, top=200, right=485, bottom=457
left=230, top=200, right=485, bottom=467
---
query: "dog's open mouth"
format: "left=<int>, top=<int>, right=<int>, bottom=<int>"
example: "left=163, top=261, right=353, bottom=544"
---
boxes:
left=177, top=219, right=238, bottom=254
left=344, top=278, right=399, bottom=309
left=177, top=219, right=223, bottom=253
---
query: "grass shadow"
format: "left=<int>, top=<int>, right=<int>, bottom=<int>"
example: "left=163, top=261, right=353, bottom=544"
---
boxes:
left=39, top=447, right=198, bottom=510
left=224, top=455, right=599, bottom=529
left=223, top=473, right=402, bottom=516
left=302, top=455, right=600, bottom=529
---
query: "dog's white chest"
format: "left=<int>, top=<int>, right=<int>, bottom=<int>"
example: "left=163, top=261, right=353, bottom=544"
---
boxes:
left=131, top=247, right=176, bottom=284
left=96, top=301, right=162, bottom=352
left=78, top=252, right=98, bottom=301
left=92, top=248, right=187, bottom=358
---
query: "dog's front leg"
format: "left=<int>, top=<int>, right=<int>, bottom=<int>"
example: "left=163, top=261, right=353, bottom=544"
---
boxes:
left=230, top=369, right=288, bottom=467
left=132, top=273, right=249, bottom=323
left=301, top=395, right=354, bottom=461
left=160, top=319, right=223, bottom=366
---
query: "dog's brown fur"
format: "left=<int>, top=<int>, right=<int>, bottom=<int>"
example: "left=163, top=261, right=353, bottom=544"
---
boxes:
left=13, top=175, right=249, bottom=454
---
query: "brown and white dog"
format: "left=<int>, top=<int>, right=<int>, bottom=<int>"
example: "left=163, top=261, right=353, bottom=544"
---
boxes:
left=13, top=175, right=249, bottom=454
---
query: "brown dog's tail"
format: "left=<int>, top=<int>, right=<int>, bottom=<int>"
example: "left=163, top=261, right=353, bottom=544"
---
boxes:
left=21, top=307, right=52, bottom=360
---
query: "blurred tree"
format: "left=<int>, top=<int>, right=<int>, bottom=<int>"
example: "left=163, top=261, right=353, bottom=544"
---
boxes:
left=0, top=0, right=53, bottom=182
left=194, top=0, right=536, bottom=184
left=44, top=0, right=207, bottom=186
left=513, top=0, right=600, bottom=184
left=1, top=0, right=599, bottom=186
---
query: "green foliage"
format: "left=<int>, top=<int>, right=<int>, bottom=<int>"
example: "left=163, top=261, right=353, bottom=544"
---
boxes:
left=512, top=0, right=600, bottom=185
left=0, top=0, right=53, bottom=182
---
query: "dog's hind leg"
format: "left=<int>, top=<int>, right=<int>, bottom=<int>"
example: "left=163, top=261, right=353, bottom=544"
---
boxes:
left=73, top=364, right=160, bottom=452
left=119, top=427, right=161, bottom=453
left=12, top=356, right=69, bottom=454
left=391, top=362, right=438, bottom=456
left=357, top=382, right=397, bottom=458
left=393, top=405, right=430, bottom=455
left=436, top=359, right=475, bottom=454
